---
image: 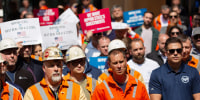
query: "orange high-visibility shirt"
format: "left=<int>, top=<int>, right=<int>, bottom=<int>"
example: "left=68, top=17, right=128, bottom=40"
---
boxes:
left=92, top=74, right=149, bottom=100
left=23, top=78, right=86, bottom=100
left=1, top=82, right=23, bottom=100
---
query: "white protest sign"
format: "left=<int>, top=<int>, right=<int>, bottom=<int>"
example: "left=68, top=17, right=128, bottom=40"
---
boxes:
left=54, top=8, right=79, bottom=25
left=0, top=18, right=42, bottom=45
left=41, top=23, right=78, bottom=51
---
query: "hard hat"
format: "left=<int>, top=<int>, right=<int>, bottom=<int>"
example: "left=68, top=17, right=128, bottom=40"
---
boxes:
left=65, top=46, right=86, bottom=63
left=43, top=47, right=63, bottom=61
left=0, top=38, right=18, bottom=51
left=0, top=54, right=4, bottom=63
left=108, top=39, right=126, bottom=53
left=111, top=22, right=129, bottom=30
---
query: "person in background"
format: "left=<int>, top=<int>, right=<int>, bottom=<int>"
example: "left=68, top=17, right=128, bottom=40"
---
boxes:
left=0, top=54, right=24, bottom=100
left=97, top=36, right=110, bottom=56
left=19, top=0, right=32, bottom=14
left=153, top=5, right=170, bottom=32
left=77, top=0, right=97, bottom=14
left=0, top=38, right=35, bottom=91
left=135, top=11, right=159, bottom=54
left=167, top=25, right=183, bottom=37
left=149, top=37, right=200, bottom=100
left=147, top=34, right=169, bottom=66
left=177, top=34, right=200, bottom=70
left=190, top=27, right=200, bottom=62
left=31, top=44, right=43, bottom=61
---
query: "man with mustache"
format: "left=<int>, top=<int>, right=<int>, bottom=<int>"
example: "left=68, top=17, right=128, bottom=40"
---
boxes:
left=24, top=47, right=86, bottom=100
left=127, top=38, right=159, bottom=91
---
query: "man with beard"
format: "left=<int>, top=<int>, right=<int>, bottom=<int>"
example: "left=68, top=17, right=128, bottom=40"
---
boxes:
left=147, top=34, right=169, bottom=66
left=24, top=47, right=86, bottom=100
left=135, top=11, right=159, bottom=54
left=127, top=38, right=159, bottom=91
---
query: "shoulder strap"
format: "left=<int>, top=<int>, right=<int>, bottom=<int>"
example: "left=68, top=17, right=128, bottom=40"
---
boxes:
left=8, top=84, right=14, bottom=100
left=132, top=79, right=138, bottom=98
left=66, top=81, right=73, bottom=99
left=104, top=70, right=110, bottom=77
left=92, top=78, right=97, bottom=92
left=35, top=83, right=48, bottom=100
left=130, top=69, right=135, bottom=76
left=102, top=80, right=114, bottom=99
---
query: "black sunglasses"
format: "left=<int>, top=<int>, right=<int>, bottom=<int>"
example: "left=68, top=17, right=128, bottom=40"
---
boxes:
left=169, top=15, right=178, bottom=18
left=193, top=35, right=200, bottom=40
left=70, top=58, right=85, bottom=66
left=168, top=48, right=182, bottom=54
left=170, top=32, right=180, bottom=35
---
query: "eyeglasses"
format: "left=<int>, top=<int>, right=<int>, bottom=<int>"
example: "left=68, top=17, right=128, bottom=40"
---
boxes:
left=71, top=58, right=85, bottom=66
left=169, top=15, right=178, bottom=18
left=167, top=48, right=182, bottom=54
left=193, top=35, right=200, bottom=40
left=170, top=32, right=180, bottom=35
left=0, top=61, right=8, bottom=66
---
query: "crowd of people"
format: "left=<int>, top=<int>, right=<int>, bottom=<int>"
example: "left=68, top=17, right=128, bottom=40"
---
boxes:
left=1, top=0, right=200, bottom=100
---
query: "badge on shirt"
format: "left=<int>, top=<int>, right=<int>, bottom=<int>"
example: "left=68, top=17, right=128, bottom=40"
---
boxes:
left=181, top=76, right=189, bottom=83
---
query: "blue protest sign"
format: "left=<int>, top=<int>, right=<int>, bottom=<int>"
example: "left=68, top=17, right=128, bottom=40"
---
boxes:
left=89, top=56, right=107, bottom=72
left=123, top=8, right=147, bottom=27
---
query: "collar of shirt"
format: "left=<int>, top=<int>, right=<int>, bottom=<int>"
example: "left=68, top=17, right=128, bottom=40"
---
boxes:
left=166, top=62, right=186, bottom=74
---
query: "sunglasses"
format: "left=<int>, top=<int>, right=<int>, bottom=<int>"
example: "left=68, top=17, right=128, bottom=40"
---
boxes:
left=168, top=48, right=182, bottom=54
left=170, top=32, right=180, bottom=35
left=193, top=35, right=200, bottom=40
left=70, top=58, right=85, bottom=66
left=169, top=15, right=178, bottom=18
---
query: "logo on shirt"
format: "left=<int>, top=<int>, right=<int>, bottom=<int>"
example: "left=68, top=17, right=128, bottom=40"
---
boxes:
left=181, top=76, right=189, bottom=83
left=19, top=76, right=28, bottom=80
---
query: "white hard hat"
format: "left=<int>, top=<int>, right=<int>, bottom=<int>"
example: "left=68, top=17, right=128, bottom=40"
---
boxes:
left=0, top=54, right=4, bottom=63
left=43, top=47, right=63, bottom=61
left=0, top=38, right=18, bottom=51
left=108, top=39, right=126, bottom=53
left=0, top=9, right=3, bottom=17
left=111, top=22, right=129, bottom=30
left=65, top=46, right=86, bottom=63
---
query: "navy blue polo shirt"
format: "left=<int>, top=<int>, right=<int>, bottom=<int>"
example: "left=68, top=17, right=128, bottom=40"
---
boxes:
left=149, top=62, right=200, bottom=100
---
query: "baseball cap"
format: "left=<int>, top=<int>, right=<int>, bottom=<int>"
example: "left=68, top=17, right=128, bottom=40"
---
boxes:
left=192, top=27, right=200, bottom=36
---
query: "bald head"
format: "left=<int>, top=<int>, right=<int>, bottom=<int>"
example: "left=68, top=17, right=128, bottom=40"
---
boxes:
left=158, top=34, right=169, bottom=53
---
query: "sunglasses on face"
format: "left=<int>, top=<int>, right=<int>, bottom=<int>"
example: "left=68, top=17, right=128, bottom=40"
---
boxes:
left=193, top=35, right=200, bottom=40
left=70, top=58, right=85, bottom=66
left=170, top=32, right=180, bottom=35
left=167, top=48, right=182, bottom=54
left=169, top=15, right=178, bottom=18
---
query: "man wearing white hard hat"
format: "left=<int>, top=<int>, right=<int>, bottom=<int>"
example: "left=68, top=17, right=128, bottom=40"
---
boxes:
left=24, top=46, right=86, bottom=100
left=97, top=39, right=144, bottom=84
left=0, top=54, right=24, bottom=100
left=92, top=40, right=149, bottom=100
left=63, top=46, right=98, bottom=100
left=0, top=38, right=35, bottom=91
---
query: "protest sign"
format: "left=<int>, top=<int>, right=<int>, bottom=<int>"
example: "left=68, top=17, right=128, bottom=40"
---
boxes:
left=123, top=8, right=147, bottom=27
left=89, top=56, right=107, bottom=72
left=79, top=8, right=112, bottom=34
left=33, top=8, right=59, bottom=26
left=0, top=18, right=42, bottom=45
left=54, top=8, right=79, bottom=25
left=40, top=23, right=78, bottom=51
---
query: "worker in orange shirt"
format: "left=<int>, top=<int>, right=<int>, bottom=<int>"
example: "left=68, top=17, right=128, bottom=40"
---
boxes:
left=98, top=39, right=144, bottom=84
left=23, top=47, right=86, bottom=100
left=63, top=46, right=98, bottom=100
left=92, top=45, right=149, bottom=100
left=0, top=54, right=24, bottom=100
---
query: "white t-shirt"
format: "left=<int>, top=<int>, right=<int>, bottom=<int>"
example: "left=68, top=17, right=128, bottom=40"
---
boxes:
left=141, top=27, right=153, bottom=55
left=127, top=58, right=160, bottom=92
